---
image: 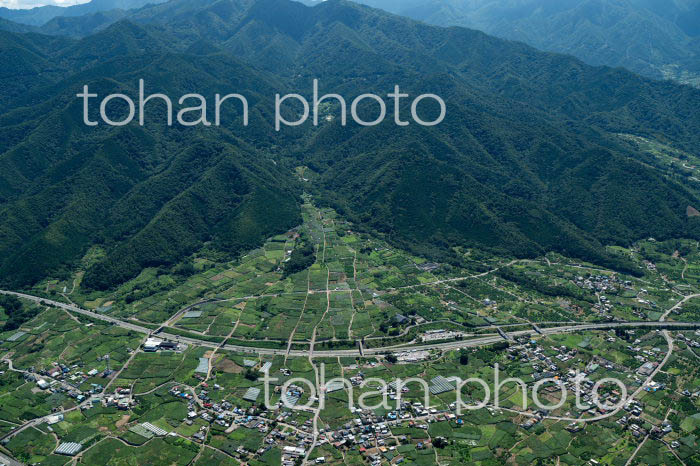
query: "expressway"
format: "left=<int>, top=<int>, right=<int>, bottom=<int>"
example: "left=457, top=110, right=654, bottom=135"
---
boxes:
left=1, top=289, right=699, bottom=466
left=0, top=451, right=23, bottom=466
left=3, top=290, right=700, bottom=358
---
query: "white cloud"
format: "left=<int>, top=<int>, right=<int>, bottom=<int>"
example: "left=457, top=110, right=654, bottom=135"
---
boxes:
left=0, top=0, right=90, bottom=9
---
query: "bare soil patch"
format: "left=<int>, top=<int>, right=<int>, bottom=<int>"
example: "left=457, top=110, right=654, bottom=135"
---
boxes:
left=216, top=359, right=243, bottom=374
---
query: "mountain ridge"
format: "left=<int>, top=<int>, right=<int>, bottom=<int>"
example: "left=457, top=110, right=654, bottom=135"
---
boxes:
left=1, top=0, right=699, bottom=290
left=0, top=0, right=168, bottom=26
left=346, top=0, right=700, bottom=86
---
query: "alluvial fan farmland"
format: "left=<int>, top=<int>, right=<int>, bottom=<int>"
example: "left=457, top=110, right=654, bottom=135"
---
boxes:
left=0, top=0, right=699, bottom=465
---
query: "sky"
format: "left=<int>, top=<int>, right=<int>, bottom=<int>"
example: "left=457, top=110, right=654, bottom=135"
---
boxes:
left=0, top=0, right=89, bottom=8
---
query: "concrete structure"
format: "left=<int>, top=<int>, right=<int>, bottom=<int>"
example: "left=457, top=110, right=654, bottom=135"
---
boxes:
left=143, top=337, right=163, bottom=352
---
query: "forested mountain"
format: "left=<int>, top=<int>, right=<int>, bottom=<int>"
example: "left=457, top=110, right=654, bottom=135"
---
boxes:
left=4, top=0, right=700, bottom=84
left=1, top=0, right=700, bottom=291
left=39, top=9, right=130, bottom=36
left=0, top=17, right=38, bottom=33
left=0, top=20, right=301, bottom=289
left=343, top=0, right=700, bottom=87
left=0, top=0, right=167, bottom=26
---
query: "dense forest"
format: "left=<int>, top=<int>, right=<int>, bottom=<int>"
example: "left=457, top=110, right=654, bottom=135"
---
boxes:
left=347, top=0, right=700, bottom=86
left=283, top=235, right=316, bottom=278
left=0, top=295, right=39, bottom=331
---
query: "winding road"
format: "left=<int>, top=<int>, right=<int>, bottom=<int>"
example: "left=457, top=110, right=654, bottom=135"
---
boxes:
left=1, top=288, right=699, bottom=466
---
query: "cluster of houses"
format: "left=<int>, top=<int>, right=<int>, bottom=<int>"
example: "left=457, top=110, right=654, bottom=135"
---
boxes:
left=36, top=361, right=111, bottom=385
left=66, top=326, right=694, bottom=465
left=616, top=399, right=674, bottom=441
left=103, top=387, right=134, bottom=410
left=574, top=274, right=631, bottom=318
left=507, top=339, right=629, bottom=417
left=138, top=367, right=465, bottom=466
left=170, top=384, right=231, bottom=426
left=629, top=337, right=665, bottom=378
left=593, top=295, right=616, bottom=318
left=508, top=342, right=571, bottom=382
left=307, top=401, right=459, bottom=465
left=574, top=274, right=624, bottom=294
left=519, top=410, right=553, bottom=430
left=23, top=363, right=102, bottom=403
left=677, top=331, right=700, bottom=349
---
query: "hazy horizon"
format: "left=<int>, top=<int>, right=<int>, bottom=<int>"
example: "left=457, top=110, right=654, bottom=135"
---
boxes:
left=0, top=0, right=88, bottom=9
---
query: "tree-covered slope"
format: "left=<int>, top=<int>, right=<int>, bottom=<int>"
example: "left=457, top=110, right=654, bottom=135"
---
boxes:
left=0, top=0, right=169, bottom=26
left=0, top=17, right=38, bottom=34
left=0, top=23, right=301, bottom=289
left=346, top=0, right=700, bottom=86
left=1, top=0, right=700, bottom=291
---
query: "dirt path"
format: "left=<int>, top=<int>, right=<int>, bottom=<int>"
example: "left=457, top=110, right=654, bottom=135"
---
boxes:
left=624, top=432, right=648, bottom=466
left=115, top=414, right=131, bottom=429
left=188, top=445, right=205, bottom=466
left=285, top=269, right=312, bottom=363
left=681, top=258, right=688, bottom=280
left=309, top=223, right=331, bottom=359
left=660, top=293, right=700, bottom=322
left=310, top=267, right=332, bottom=355
left=104, top=337, right=148, bottom=393
left=134, top=380, right=179, bottom=397
left=347, top=251, right=358, bottom=339
left=204, top=325, right=237, bottom=381
left=62, top=307, right=80, bottom=324
left=304, top=214, right=329, bottom=464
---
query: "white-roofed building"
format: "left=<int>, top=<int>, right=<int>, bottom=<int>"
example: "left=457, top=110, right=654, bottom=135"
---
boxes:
left=143, top=338, right=163, bottom=352
left=55, top=442, right=82, bottom=456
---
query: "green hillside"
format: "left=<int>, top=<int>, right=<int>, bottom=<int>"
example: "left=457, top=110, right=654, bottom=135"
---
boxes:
left=350, top=0, right=700, bottom=87
left=1, top=0, right=700, bottom=291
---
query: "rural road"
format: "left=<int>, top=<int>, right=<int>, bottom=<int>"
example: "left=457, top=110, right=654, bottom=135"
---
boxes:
left=660, top=293, right=700, bottom=321
left=0, top=289, right=697, bottom=466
